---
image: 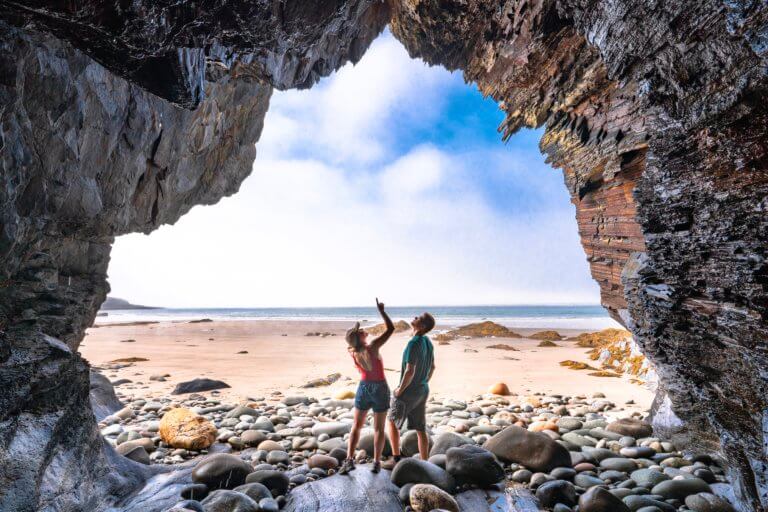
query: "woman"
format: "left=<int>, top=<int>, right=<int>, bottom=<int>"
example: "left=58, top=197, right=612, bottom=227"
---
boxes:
left=338, top=298, right=394, bottom=475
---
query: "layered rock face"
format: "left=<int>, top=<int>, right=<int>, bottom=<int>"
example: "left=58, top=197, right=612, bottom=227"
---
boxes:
left=1, top=0, right=767, bottom=511
left=391, top=1, right=768, bottom=509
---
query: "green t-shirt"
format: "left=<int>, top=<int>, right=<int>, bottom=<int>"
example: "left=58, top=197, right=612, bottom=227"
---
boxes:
left=400, top=335, right=434, bottom=395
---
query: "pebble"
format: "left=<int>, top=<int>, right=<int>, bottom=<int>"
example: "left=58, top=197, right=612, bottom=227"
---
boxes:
left=104, top=388, right=736, bottom=512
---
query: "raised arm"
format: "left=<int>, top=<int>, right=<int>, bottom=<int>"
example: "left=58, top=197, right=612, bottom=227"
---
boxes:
left=370, top=298, right=394, bottom=350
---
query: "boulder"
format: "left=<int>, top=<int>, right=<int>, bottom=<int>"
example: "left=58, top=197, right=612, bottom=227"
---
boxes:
left=391, top=458, right=455, bottom=493
left=115, top=443, right=150, bottom=465
left=160, top=408, right=218, bottom=450
left=685, top=492, right=737, bottom=512
left=606, top=418, right=653, bottom=439
left=429, top=432, right=474, bottom=456
left=578, top=486, right=631, bottom=512
left=89, top=370, right=123, bottom=421
left=232, top=483, right=272, bottom=503
left=181, top=484, right=210, bottom=501
left=226, top=406, right=259, bottom=418
left=409, top=483, right=459, bottom=512
left=487, top=383, right=511, bottom=395
left=200, top=490, right=259, bottom=512
left=169, top=500, right=205, bottom=512
left=172, top=378, right=231, bottom=395
left=358, top=432, right=392, bottom=457
left=401, top=430, right=431, bottom=457
left=483, top=426, right=571, bottom=472
left=445, top=445, right=504, bottom=487
left=241, top=430, right=267, bottom=447
left=535, top=480, right=578, bottom=508
left=651, top=478, right=712, bottom=500
left=245, top=470, right=290, bottom=496
left=308, top=454, right=339, bottom=471
left=192, top=454, right=252, bottom=490
left=311, top=422, right=351, bottom=438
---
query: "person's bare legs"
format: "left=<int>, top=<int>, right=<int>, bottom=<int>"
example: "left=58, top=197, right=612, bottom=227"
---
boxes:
left=416, top=430, right=429, bottom=460
left=372, top=411, right=387, bottom=463
left=387, top=419, right=401, bottom=457
left=340, top=408, right=368, bottom=474
left=347, top=407, right=368, bottom=459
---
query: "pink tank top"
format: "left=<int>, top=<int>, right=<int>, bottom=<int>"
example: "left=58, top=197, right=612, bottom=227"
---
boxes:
left=351, top=346, right=386, bottom=382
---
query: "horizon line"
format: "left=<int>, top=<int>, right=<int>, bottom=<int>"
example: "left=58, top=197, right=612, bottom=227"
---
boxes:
left=109, top=301, right=606, bottom=309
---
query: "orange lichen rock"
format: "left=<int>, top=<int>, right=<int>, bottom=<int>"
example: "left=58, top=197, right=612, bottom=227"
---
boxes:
left=529, top=420, right=559, bottom=433
left=530, top=330, right=564, bottom=341
left=436, top=321, right=521, bottom=343
left=559, top=360, right=597, bottom=371
left=588, top=371, right=621, bottom=378
left=366, top=320, right=410, bottom=336
left=571, top=328, right=632, bottom=348
left=159, top=408, right=217, bottom=450
left=488, top=382, right=511, bottom=395
left=487, top=344, right=519, bottom=351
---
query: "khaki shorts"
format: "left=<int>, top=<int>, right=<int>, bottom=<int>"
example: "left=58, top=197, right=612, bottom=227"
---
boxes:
left=388, top=391, right=428, bottom=431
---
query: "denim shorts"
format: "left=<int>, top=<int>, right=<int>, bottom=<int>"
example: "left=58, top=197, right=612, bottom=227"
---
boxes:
left=354, top=381, right=390, bottom=412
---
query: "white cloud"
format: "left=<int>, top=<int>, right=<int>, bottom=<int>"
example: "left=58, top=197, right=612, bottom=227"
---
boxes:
left=257, top=34, right=456, bottom=164
left=107, top=32, right=600, bottom=308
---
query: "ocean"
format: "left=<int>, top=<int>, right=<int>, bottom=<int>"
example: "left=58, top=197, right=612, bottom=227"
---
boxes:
left=96, top=305, right=620, bottom=330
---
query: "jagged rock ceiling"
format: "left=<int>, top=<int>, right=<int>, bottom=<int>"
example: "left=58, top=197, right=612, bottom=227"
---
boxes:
left=0, top=1, right=766, bottom=510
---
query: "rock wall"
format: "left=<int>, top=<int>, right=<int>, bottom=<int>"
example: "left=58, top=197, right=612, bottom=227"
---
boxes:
left=0, top=21, right=273, bottom=511
left=1, top=0, right=767, bottom=510
left=391, top=1, right=767, bottom=509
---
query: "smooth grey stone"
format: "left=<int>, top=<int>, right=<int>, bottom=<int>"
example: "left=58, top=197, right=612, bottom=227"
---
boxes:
left=574, top=473, right=604, bottom=488
left=233, top=482, right=272, bottom=502
left=192, top=454, right=252, bottom=490
left=578, top=486, right=630, bottom=512
left=623, top=494, right=676, bottom=512
left=390, top=458, right=455, bottom=493
left=535, top=480, right=578, bottom=508
left=200, top=490, right=259, bottom=512
left=259, top=497, right=279, bottom=512
left=684, top=492, right=737, bottom=512
left=483, top=426, right=572, bottom=472
left=245, top=470, right=290, bottom=496
left=651, top=477, right=711, bottom=500
left=310, top=422, right=350, bottom=438
left=630, top=469, right=670, bottom=489
left=429, top=432, right=473, bottom=456
left=621, top=446, right=656, bottom=458
left=169, top=500, right=205, bottom=512
left=445, top=445, right=503, bottom=487
left=180, top=484, right=209, bottom=501
left=600, top=457, right=638, bottom=472
left=172, top=378, right=231, bottom=395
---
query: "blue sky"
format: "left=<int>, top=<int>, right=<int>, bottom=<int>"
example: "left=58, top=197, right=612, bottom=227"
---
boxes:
left=107, top=32, right=599, bottom=307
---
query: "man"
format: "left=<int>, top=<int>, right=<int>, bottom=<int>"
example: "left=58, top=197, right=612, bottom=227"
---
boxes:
left=387, top=312, right=436, bottom=463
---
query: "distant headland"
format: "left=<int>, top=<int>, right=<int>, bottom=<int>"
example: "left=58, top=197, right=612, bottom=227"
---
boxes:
left=100, top=296, right=159, bottom=310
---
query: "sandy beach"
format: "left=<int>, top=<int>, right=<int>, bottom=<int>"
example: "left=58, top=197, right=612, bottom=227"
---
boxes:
left=81, top=319, right=654, bottom=412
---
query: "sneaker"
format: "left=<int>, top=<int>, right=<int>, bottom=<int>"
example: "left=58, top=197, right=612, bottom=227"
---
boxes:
left=381, top=455, right=402, bottom=470
left=338, top=458, right=356, bottom=475
left=371, top=461, right=381, bottom=474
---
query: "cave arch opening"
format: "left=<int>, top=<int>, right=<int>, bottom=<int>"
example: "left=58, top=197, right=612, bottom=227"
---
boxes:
left=84, top=31, right=632, bottom=408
